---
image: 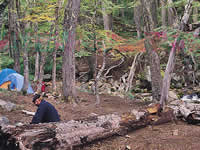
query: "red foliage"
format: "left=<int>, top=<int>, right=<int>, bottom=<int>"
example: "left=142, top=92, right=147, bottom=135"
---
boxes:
left=0, top=39, right=9, bottom=50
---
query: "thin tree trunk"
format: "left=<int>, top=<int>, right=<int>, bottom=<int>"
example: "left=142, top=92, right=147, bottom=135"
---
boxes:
left=192, top=7, right=198, bottom=23
left=16, top=0, right=29, bottom=94
left=34, top=24, right=39, bottom=82
left=102, top=1, right=112, bottom=30
left=9, top=0, right=20, bottom=73
left=160, top=39, right=180, bottom=107
left=179, top=0, right=193, bottom=31
left=62, top=0, right=80, bottom=102
left=145, top=38, right=162, bottom=101
left=126, top=52, right=141, bottom=92
left=161, top=0, right=167, bottom=26
left=167, top=0, right=179, bottom=28
left=134, top=4, right=143, bottom=39
left=36, top=52, right=46, bottom=93
left=34, top=50, right=40, bottom=81
left=52, top=0, right=61, bottom=92
left=141, top=0, right=162, bottom=101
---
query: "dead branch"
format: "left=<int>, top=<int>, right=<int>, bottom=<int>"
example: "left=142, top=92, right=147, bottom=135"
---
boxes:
left=104, top=49, right=126, bottom=78
left=125, top=52, right=143, bottom=92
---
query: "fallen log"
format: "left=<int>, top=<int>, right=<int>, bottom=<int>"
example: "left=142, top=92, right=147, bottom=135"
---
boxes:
left=0, top=106, right=175, bottom=150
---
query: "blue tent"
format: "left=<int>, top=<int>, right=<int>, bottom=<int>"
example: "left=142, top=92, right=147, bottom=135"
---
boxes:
left=0, top=68, right=17, bottom=85
left=0, top=73, right=34, bottom=94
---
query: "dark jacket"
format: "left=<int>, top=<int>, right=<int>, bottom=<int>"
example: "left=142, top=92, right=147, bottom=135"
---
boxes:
left=31, top=100, right=60, bottom=124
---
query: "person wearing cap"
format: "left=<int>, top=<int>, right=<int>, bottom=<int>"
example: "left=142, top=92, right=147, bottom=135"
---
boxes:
left=31, top=94, right=60, bottom=124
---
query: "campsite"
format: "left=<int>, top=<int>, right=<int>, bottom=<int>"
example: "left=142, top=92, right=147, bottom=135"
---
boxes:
left=1, top=0, right=200, bottom=149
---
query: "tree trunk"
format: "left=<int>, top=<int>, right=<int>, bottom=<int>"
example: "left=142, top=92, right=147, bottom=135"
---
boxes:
left=161, top=0, right=167, bottom=26
left=62, top=0, right=80, bottom=102
left=34, top=50, right=40, bottom=81
left=9, top=0, right=20, bottom=73
left=52, top=0, right=61, bottom=92
left=141, top=0, right=162, bottom=101
left=34, top=24, right=39, bottom=82
left=102, top=1, right=112, bottom=30
left=179, top=0, right=193, bottom=31
left=167, top=0, right=179, bottom=28
left=192, top=7, right=198, bottom=23
left=133, top=4, right=143, bottom=39
left=126, top=52, right=141, bottom=92
left=0, top=108, right=175, bottom=150
left=16, top=0, right=29, bottom=94
left=144, top=38, right=162, bottom=101
left=141, top=0, right=158, bottom=31
left=160, top=39, right=180, bottom=106
left=36, top=52, right=46, bottom=93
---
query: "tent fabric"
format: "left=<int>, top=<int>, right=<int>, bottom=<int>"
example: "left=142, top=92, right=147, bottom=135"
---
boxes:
left=0, top=81, right=12, bottom=89
left=0, top=73, right=34, bottom=94
left=0, top=68, right=17, bottom=85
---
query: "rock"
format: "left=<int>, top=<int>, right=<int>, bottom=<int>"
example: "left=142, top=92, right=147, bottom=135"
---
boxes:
left=0, top=99, right=16, bottom=111
left=0, top=116, right=9, bottom=125
left=168, top=91, right=178, bottom=100
left=43, top=74, right=51, bottom=80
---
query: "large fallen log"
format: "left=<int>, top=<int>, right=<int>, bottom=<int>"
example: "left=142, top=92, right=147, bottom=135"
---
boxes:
left=0, top=106, right=175, bottom=150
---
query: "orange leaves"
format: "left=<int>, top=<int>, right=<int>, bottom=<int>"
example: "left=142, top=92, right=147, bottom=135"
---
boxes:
left=105, top=32, right=145, bottom=52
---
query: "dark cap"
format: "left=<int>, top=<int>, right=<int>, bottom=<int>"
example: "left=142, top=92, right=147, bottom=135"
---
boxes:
left=32, top=94, right=41, bottom=103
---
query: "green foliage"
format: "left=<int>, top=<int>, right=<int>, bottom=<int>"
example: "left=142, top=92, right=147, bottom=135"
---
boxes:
left=0, top=54, right=14, bottom=69
left=75, top=50, right=91, bottom=58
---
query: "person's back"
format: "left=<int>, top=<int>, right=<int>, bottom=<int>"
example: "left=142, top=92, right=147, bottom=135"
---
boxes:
left=31, top=94, right=60, bottom=124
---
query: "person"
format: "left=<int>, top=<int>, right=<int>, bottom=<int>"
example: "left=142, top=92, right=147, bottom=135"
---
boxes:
left=31, top=94, right=60, bottom=124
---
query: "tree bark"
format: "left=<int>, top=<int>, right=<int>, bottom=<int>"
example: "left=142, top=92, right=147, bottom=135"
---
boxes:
left=0, top=108, right=175, bottom=150
left=141, top=0, right=158, bottom=31
left=160, top=39, right=183, bottom=107
left=34, top=24, right=40, bottom=82
left=192, top=7, right=198, bottom=23
left=16, top=0, right=29, bottom=94
left=62, top=0, right=80, bottom=102
left=133, top=4, right=143, bottom=39
left=141, top=0, right=162, bottom=102
left=167, top=0, right=179, bottom=28
left=126, top=52, right=141, bottom=92
left=52, top=0, right=61, bottom=92
left=179, top=0, right=193, bottom=31
left=9, top=0, right=20, bottom=73
left=161, top=0, right=167, bottom=26
left=102, top=1, right=112, bottom=31
left=36, top=52, right=46, bottom=93
left=144, top=38, right=162, bottom=101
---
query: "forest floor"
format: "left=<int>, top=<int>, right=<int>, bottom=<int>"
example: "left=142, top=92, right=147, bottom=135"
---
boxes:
left=0, top=90, right=200, bottom=150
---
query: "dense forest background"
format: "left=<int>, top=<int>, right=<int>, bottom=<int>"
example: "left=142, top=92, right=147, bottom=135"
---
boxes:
left=0, top=0, right=200, bottom=105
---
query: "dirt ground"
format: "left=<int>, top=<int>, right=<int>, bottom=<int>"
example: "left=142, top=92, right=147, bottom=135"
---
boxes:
left=0, top=90, right=200, bottom=150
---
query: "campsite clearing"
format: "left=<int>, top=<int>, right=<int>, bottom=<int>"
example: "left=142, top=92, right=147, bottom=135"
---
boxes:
left=0, top=90, right=200, bottom=150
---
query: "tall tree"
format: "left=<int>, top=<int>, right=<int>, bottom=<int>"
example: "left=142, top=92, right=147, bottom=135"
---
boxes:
left=134, top=3, right=143, bottom=39
left=141, top=0, right=162, bottom=101
left=16, top=0, right=29, bottom=94
left=62, top=0, right=81, bottom=102
left=192, top=6, right=198, bottom=23
left=8, top=0, right=20, bottom=73
left=161, top=0, right=167, bottom=26
left=52, top=0, right=62, bottom=92
left=102, top=1, right=113, bottom=30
